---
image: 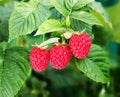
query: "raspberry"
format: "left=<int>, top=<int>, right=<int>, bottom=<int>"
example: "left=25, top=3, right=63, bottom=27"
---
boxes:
left=50, top=44, right=72, bottom=69
left=29, top=47, right=50, bottom=72
left=69, top=32, right=91, bottom=59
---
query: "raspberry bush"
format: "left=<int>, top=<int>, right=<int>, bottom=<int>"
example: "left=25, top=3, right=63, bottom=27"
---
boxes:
left=0, top=0, right=112, bottom=97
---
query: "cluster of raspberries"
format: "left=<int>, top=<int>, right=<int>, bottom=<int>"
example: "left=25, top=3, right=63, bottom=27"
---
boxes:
left=29, top=32, right=91, bottom=72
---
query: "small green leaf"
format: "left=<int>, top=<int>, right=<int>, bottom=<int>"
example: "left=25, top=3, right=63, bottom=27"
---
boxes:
left=88, top=1, right=112, bottom=29
left=36, top=19, right=65, bottom=35
left=9, top=0, right=50, bottom=42
left=70, top=11, right=102, bottom=26
left=0, top=47, right=31, bottom=97
left=75, top=44, right=110, bottom=83
left=50, top=0, right=69, bottom=16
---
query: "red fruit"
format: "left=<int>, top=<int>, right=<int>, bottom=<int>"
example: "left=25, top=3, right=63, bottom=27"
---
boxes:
left=29, top=47, right=50, bottom=72
left=69, top=32, right=91, bottom=59
left=50, top=44, right=72, bottom=69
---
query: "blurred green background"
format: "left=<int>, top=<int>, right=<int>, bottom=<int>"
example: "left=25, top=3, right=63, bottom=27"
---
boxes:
left=0, top=0, right=120, bottom=97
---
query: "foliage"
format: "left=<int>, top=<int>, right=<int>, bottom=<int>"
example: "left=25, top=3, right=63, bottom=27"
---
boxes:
left=9, top=0, right=50, bottom=41
left=0, top=47, right=31, bottom=97
left=0, top=0, right=112, bottom=97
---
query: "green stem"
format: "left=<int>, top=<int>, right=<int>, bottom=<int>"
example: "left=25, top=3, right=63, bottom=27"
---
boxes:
left=42, top=34, right=45, bottom=42
left=61, top=37, right=65, bottom=43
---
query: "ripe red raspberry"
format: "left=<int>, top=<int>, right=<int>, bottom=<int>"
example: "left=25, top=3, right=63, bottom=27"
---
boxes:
left=50, top=44, right=72, bottom=69
left=29, top=47, right=50, bottom=72
left=69, top=32, right=91, bottom=59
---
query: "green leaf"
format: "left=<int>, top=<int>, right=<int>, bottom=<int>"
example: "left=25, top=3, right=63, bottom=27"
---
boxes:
left=75, top=44, right=110, bottom=83
left=50, top=0, right=94, bottom=16
left=9, top=0, right=50, bottom=42
left=64, top=0, right=94, bottom=11
left=70, top=11, right=102, bottom=26
left=50, top=0, right=103, bottom=26
left=36, top=19, right=65, bottom=35
left=0, top=47, right=31, bottom=97
left=88, top=1, right=112, bottom=29
left=50, top=0, right=69, bottom=16
left=70, top=19, right=92, bottom=33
